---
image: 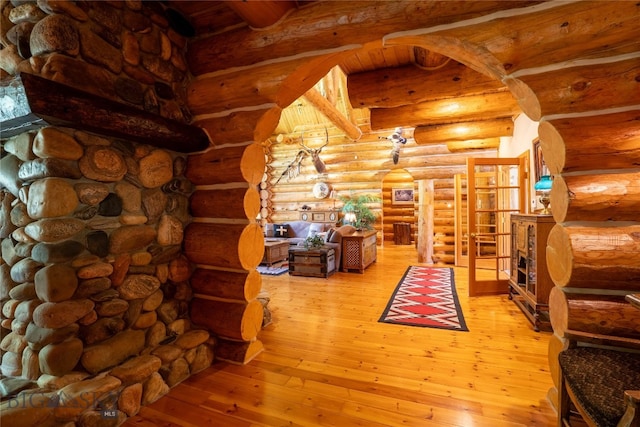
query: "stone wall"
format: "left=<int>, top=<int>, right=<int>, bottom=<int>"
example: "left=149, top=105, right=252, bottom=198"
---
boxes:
left=0, top=0, right=191, bottom=122
left=0, top=126, right=213, bottom=426
left=0, top=1, right=214, bottom=425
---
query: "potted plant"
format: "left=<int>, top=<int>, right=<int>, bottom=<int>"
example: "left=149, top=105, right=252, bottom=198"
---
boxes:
left=338, top=193, right=381, bottom=230
left=303, top=235, right=325, bottom=250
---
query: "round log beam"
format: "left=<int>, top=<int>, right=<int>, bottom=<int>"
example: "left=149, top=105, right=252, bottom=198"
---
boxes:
left=191, top=268, right=262, bottom=302
left=546, top=224, right=640, bottom=290
left=184, top=223, right=264, bottom=270
left=190, top=298, right=264, bottom=341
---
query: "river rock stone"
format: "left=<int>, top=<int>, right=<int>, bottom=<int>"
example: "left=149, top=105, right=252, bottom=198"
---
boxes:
left=79, top=146, right=127, bottom=182
left=9, top=282, right=37, bottom=301
left=133, top=311, right=156, bottom=329
left=0, top=331, right=27, bottom=353
left=11, top=227, right=36, bottom=244
left=1, top=192, right=17, bottom=239
left=32, top=127, right=83, bottom=160
left=21, top=346, right=40, bottom=380
left=30, top=14, right=79, bottom=56
left=96, top=299, right=128, bottom=317
left=151, top=344, right=182, bottom=364
left=37, top=371, right=89, bottom=390
left=34, top=264, right=78, bottom=302
left=114, top=181, right=141, bottom=212
left=1, top=351, right=22, bottom=376
left=122, top=30, right=140, bottom=66
left=0, top=389, right=55, bottom=426
left=138, top=150, right=173, bottom=189
left=75, top=277, right=111, bottom=298
left=32, top=299, right=94, bottom=329
left=85, top=231, right=108, bottom=257
left=0, top=264, right=17, bottom=300
left=13, top=299, right=41, bottom=323
left=157, top=300, right=180, bottom=324
left=27, top=178, right=79, bottom=219
left=131, top=251, right=152, bottom=266
left=141, top=187, right=167, bottom=223
left=39, top=338, right=83, bottom=376
left=109, top=225, right=156, bottom=254
left=147, top=321, right=166, bottom=347
left=111, top=355, right=161, bottom=385
left=80, top=316, right=125, bottom=345
left=14, top=242, right=34, bottom=258
left=0, top=154, right=21, bottom=197
left=174, top=329, right=209, bottom=350
left=10, top=258, right=42, bottom=283
left=75, top=183, right=109, bottom=206
left=119, top=274, right=160, bottom=300
left=0, top=377, right=35, bottom=398
left=9, top=3, right=46, bottom=24
left=90, top=289, right=119, bottom=302
left=37, top=0, right=89, bottom=21
left=157, top=214, right=183, bottom=246
left=160, top=357, right=189, bottom=387
left=10, top=202, right=32, bottom=227
left=118, top=383, right=142, bottom=417
left=189, top=344, right=214, bottom=374
left=1, top=238, right=20, bottom=266
left=79, top=25, right=122, bottom=74
left=25, top=218, right=85, bottom=243
left=81, top=329, right=145, bottom=374
left=167, top=318, right=190, bottom=336
left=77, top=262, right=113, bottom=279
left=141, top=372, right=169, bottom=405
left=31, top=241, right=86, bottom=264
left=142, top=289, right=163, bottom=311
left=3, top=132, right=34, bottom=161
left=54, top=375, right=121, bottom=421
left=18, top=158, right=82, bottom=181
left=97, top=192, right=122, bottom=216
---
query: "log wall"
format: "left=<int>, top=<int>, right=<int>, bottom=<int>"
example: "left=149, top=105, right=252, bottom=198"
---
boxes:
left=264, top=132, right=495, bottom=261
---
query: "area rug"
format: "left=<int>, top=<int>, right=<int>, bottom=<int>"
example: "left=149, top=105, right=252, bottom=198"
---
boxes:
left=379, top=266, right=468, bottom=331
left=257, top=264, right=289, bottom=276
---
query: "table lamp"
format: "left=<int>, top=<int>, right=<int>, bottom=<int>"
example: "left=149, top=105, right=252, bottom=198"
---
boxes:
left=534, top=175, right=553, bottom=214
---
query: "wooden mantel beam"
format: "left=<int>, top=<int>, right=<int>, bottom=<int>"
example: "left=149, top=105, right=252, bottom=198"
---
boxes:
left=303, top=88, right=362, bottom=141
left=0, top=73, right=209, bottom=153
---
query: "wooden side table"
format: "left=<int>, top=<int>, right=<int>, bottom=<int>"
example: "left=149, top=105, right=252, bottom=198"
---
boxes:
left=342, top=230, right=377, bottom=273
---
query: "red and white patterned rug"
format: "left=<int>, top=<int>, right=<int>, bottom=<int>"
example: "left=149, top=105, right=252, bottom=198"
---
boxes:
left=379, top=266, right=468, bottom=331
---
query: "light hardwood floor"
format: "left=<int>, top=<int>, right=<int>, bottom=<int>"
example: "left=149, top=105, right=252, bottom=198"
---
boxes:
left=126, top=245, right=557, bottom=426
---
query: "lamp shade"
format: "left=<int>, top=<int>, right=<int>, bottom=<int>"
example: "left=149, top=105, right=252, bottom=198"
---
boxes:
left=534, top=175, right=553, bottom=191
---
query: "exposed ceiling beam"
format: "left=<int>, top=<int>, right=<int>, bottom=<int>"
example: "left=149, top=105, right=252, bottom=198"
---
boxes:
left=303, top=88, right=362, bottom=141
left=348, top=62, right=504, bottom=109
left=225, top=0, right=297, bottom=29
left=413, top=117, right=514, bottom=144
left=370, top=90, right=520, bottom=130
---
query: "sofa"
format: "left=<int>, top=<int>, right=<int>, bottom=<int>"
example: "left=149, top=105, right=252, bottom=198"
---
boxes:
left=264, top=221, right=356, bottom=271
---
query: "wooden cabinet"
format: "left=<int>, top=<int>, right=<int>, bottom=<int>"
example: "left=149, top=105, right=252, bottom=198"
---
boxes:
left=288, top=247, right=335, bottom=278
left=508, top=214, right=555, bottom=331
left=342, top=230, right=377, bottom=273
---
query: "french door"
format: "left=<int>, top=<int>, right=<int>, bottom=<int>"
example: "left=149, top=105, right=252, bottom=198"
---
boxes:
left=467, top=157, right=525, bottom=297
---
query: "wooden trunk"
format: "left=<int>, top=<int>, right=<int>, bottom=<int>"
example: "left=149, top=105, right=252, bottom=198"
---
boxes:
left=191, top=268, right=262, bottom=302
left=551, top=172, right=640, bottom=223
left=546, top=224, right=640, bottom=290
left=190, top=298, right=264, bottom=341
left=549, top=287, right=640, bottom=340
left=184, top=223, right=264, bottom=271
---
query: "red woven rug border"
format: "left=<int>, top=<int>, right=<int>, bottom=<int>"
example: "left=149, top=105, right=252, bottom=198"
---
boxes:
left=379, top=266, right=468, bottom=331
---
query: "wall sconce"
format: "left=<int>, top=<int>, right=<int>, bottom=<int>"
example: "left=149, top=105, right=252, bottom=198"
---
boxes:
left=534, top=175, right=553, bottom=214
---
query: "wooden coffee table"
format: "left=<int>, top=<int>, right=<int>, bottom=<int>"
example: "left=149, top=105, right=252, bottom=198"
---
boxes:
left=262, top=239, right=290, bottom=266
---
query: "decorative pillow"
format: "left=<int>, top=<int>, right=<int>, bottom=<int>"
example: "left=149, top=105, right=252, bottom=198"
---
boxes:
left=326, top=228, right=336, bottom=243
left=307, top=222, right=325, bottom=238
left=273, top=223, right=289, bottom=238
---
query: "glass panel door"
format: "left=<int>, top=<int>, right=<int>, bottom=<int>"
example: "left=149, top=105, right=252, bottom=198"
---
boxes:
left=468, top=157, right=525, bottom=297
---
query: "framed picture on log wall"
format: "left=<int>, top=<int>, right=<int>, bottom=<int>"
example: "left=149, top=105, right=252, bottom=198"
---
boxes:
left=533, top=138, right=549, bottom=183
left=392, top=188, right=414, bottom=205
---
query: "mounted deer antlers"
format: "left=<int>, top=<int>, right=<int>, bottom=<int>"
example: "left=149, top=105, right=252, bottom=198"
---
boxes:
left=275, top=128, right=329, bottom=184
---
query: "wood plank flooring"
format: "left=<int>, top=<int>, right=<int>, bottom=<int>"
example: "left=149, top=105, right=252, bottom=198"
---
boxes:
left=125, top=245, right=557, bottom=426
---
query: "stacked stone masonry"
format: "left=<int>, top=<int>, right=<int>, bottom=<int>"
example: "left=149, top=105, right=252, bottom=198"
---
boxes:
left=0, top=0, right=192, bottom=122
left=0, top=126, right=214, bottom=426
